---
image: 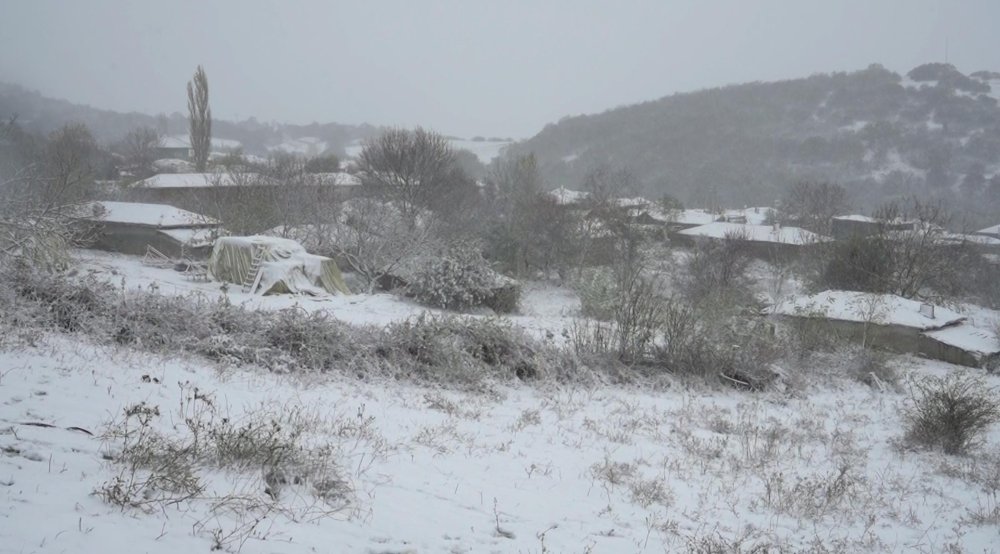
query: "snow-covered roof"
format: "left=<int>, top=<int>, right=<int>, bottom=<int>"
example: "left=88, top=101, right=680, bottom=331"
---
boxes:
left=158, top=136, right=190, bottom=149
left=677, top=222, right=829, bottom=245
left=310, top=172, right=362, bottom=186
left=158, top=227, right=217, bottom=246
left=152, top=158, right=195, bottom=173
left=975, top=223, right=1000, bottom=237
left=937, top=232, right=1000, bottom=247
left=158, top=135, right=242, bottom=151
left=268, top=137, right=328, bottom=156
left=135, top=173, right=263, bottom=189
left=216, top=235, right=306, bottom=253
left=160, top=135, right=243, bottom=150
left=923, top=323, right=1000, bottom=357
left=76, top=201, right=217, bottom=228
left=611, top=196, right=650, bottom=208
left=548, top=187, right=589, bottom=205
left=651, top=208, right=720, bottom=226
left=724, top=207, right=774, bottom=225
left=775, top=290, right=965, bottom=330
left=833, top=214, right=879, bottom=223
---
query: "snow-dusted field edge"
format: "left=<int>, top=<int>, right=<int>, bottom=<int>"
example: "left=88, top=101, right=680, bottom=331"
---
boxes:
left=1, top=250, right=998, bottom=553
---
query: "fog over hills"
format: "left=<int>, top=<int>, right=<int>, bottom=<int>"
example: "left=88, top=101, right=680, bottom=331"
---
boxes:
left=5, top=62, right=1000, bottom=223
left=510, top=63, right=1000, bottom=219
left=0, top=82, right=381, bottom=157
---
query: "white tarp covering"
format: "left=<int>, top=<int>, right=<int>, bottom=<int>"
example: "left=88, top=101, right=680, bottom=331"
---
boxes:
left=208, top=236, right=350, bottom=296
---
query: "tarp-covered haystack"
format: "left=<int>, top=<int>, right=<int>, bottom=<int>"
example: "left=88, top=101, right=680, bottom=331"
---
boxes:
left=208, top=236, right=350, bottom=296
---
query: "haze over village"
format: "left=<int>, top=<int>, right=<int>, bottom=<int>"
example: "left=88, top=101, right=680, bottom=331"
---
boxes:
left=2, top=1, right=1000, bottom=552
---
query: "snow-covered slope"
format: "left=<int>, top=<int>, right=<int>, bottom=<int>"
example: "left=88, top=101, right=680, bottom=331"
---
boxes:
left=3, top=334, right=999, bottom=553
left=3, top=249, right=999, bottom=552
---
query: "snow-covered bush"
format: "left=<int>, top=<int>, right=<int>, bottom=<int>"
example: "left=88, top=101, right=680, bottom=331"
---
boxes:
left=903, top=375, right=1000, bottom=455
left=263, top=308, right=359, bottom=372
left=408, top=243, right=520, bottom=313
left=572, top=267, right=617, bottom=321
left=380, top=314, right=539, bottom=383
left=655, top=299, right=779, bottom=389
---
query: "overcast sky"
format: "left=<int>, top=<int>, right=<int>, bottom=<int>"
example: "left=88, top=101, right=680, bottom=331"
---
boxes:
left=2, top=0, right=998, bottom=138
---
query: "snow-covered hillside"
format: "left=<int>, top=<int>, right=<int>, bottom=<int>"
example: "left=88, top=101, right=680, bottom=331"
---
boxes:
left=3, top=333, right=999, bottom=553
left=1, top=249, right=999, bottom=553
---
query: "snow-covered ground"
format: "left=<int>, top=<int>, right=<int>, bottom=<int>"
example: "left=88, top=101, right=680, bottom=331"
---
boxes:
left=3, top=329, right=1000, bottom=553
left=2, top=249, right=999, bottom=553
left=72, top=249, right=582, bottom=343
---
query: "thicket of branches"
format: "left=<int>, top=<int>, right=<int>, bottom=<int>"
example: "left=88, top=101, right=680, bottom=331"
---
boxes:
left=812, top=198, right=980, bottom=302
left=0, top=119, right=105, bottom=272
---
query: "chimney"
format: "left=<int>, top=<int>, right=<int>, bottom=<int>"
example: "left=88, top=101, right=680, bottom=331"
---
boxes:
left=919, top=303, right=935, bottom=319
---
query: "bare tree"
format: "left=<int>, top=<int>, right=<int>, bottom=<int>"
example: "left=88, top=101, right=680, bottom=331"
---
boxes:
left=815, top=198, right=975, bottom=301
left=572, top=164, right=644, bottom=274
left=582, top=163, right=639, bottom=209
left=680, top=228, right=754, bottom=305
left=0, top=121, right=95, bottom=271
left=118, top=126, right=160, bottom=179
left=187, top=65, right=211, bottom=172
left=874, top=199, right=971, bottom=300
left=486, top=153, right=544, bottom=275
left=328, top=198, right=440, bottom=293
left=41, top=124, right=99, bottom=206
left=780, top=181, right=849, bottom=235
left=357, top=127, right=469, bottom=225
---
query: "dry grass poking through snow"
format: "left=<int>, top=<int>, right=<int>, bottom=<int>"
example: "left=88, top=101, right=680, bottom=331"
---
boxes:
left=95, top=382, right=388, bottom=551
left=1, top=270, right=999, bottom=552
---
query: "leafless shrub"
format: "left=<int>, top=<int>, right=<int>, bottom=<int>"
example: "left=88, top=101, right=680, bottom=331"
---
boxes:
left=756, top=464, right=865, bottom=519
left=903, top=375, right=1000, bottom=455
left=680, top=229, right=754, bottom=304
left=327, top=198, right=441, bottom=293
left=570, top=259, right=666, bottom=365
left=655, top=299, right=779, bottom=389
left=589, top=458, right=637, bottom=490
left=684, top=528, right=776, bottom=554
left=845, top=347, right=897, bottom=390
left=629, top=477, right=674, bottom=508
left=98, top=389, right=359, bottom=553
left=97, top=401, right=203, bottom=510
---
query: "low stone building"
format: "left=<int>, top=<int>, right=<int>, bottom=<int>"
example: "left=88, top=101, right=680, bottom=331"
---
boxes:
left=119, top=172, right=363, bottom=222
left=672, top=222, right=830, bottom=260
left=774, top=290, right=998, bottom=369
left=74, top=201, right=220, bottom=259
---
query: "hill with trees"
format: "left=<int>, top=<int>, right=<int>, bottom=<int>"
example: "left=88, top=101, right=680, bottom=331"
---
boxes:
left=508, top=63, right=1000, bottom=223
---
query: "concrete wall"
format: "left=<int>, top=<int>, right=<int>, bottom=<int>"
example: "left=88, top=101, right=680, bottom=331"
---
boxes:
left=775, top=314, right=989, bottom=369
left=669, top=233, right=814, bottom=263
left=85, top=222, right=212, bottom=259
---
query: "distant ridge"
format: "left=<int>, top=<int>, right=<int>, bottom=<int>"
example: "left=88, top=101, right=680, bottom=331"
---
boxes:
left=509, top=63, right=1000, bottom=217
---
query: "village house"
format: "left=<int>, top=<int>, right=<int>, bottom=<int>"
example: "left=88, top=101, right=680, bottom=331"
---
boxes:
left=74, top=201, right=220, bottom=259
left=672, top=221, right=829, bottom=260
left=119, top=172, right=362, bottom=218
left=774, top=290, right=1000, bottom=369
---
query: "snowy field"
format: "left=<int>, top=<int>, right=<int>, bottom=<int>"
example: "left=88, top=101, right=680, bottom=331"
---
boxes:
left=2, top=250, right=1000, bottom=553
